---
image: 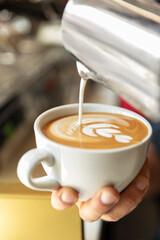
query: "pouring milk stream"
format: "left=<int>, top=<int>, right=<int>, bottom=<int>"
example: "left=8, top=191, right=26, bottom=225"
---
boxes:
left=77, top=62, right=89, bottom=126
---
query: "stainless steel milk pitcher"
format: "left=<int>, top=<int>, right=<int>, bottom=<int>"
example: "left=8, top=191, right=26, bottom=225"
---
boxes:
left=61, top=0, right=160, bottom=121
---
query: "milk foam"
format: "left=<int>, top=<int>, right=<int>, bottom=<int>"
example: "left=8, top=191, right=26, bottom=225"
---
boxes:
left=42, top=111, right=149, bottom=150
left=82, top=123, right=121, bottom=138
left=50, top=118, right=133, bottom=143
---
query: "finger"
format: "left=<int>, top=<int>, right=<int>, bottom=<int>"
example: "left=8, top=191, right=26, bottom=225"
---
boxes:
left=101, top=159, right=150, bottom=222
left=139, top=158, right=150, bottom=179
left=76, top=187, right=120, bottom=222
left=51, top=187, right=78, bottom=210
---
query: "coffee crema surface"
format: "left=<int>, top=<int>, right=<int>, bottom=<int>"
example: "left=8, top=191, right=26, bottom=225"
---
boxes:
left=42, top=113, right=148, bottom=149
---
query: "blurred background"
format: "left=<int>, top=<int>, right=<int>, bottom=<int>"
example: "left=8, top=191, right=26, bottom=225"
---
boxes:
left=0, top=0, right=117, bottom=192
left=0, top=1, right=160, bottom=240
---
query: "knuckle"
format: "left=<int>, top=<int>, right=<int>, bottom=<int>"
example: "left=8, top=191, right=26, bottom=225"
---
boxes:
left=91, top=201, right=102, bottom=215
left=124, top=196, right=142, bottom=213
left=123, top=195, right=135, bottom=208
left=123, top=191, right=142, bottom=208
left=79, top=211, right=96, bottom=223
left=124, top=190, right=145, bottom=209
left=101, top=211, right=121, bottom=222
left=78, top=202, right=101, bottom=223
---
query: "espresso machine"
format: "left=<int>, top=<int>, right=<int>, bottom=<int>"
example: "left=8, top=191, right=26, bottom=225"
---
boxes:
left=61, top=0, right=160, bottom=122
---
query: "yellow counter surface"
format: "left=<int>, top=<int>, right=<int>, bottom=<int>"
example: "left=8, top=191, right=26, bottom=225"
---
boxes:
left=0, top=183, right=82, bottom=240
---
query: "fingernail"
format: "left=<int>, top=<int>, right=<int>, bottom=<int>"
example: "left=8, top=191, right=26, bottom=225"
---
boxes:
left=61, top=192, right=77, bottom=204
left=135, top=176, right=149, bottom=191
left=100, top=192, right=117, bottom=205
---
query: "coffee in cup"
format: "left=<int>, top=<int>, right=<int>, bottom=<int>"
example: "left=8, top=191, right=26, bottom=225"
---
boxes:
left=42, top=112, right=148, bottom=149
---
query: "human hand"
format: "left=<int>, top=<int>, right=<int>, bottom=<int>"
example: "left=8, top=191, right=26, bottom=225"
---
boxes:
left=51, top=159, right=149, bottom=222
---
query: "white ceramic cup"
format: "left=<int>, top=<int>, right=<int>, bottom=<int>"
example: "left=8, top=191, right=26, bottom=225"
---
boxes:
left=17, top=103, right=152, bottom=201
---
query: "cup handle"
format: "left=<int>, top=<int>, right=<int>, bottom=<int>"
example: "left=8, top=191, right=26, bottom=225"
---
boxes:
left=17, top=148, right=60, bottom=191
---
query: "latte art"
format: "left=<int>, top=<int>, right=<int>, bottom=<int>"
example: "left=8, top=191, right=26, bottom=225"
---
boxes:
left=42, top=113, right=148, bottom=149
left=82, top=123, right=133, bottom=143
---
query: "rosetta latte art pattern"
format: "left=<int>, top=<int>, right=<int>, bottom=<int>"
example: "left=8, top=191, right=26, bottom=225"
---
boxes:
left=42, top=113, right=148, bottom=149
left=82, top=123, right=133, bottom=143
